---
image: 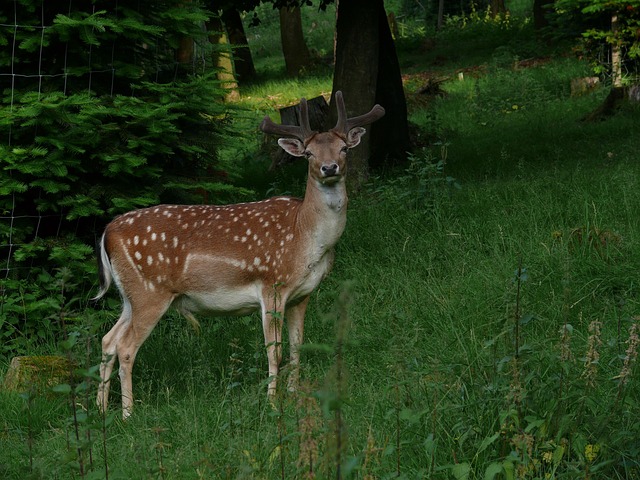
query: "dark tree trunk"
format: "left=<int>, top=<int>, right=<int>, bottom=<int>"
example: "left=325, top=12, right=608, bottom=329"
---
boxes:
left=221, top=7, right=256, bottom=82
left=279, top=6, right=312, bottom=77
left=532, top=0, right=549, bottom=30
left=331, top=0, right=409, bottom=188
left=371, top=2, right=410, bottom=170
left=490, top=0, right=506, bottom=17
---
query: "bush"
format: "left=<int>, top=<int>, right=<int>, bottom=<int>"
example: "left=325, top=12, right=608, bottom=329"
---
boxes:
left=0, top=0, right=245, bottom=354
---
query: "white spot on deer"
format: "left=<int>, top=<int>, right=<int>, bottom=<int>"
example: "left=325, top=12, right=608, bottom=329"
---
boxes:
left=264, top=221, right=270, bottom=227
left=151, top=233, right=157, bottom=241
left=161, top=232, right=166, bottom=242
left=134, top=235, right=140, bottom=246
left=173, top=237, right=179, bottom=248
left=246, top=229, right=252, bottom=236
left=234, top=236, right=239, bottom=242
left=146, top=225, right=152, bottom=233
left=182, top=223, right=189, bottom=230
left=126, top=218, right=134, bottom=225
left=241, top=237, right=247, bottom=243
left=286, top=233, right=294, bottom=242
left=134, top=251, right=142, bottom=260
left=142, top=239, right=148, bottom=246
left=254, top=257, right=261, bottom=266
left=233, top=217, right=239, bottom=222
left=158, top=252, right=164, bottom=262
left=147, top=256, right=153, bottom=266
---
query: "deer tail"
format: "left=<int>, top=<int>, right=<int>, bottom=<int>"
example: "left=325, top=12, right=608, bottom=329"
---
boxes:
left=93, top=232, right=113, bottom=301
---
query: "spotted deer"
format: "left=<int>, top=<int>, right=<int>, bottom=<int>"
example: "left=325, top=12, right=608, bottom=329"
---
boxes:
left=93, top=91, right=385, bottom=418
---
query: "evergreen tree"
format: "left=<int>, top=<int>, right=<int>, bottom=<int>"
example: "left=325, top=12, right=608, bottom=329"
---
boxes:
left=0, top=0, right=242, bottom=352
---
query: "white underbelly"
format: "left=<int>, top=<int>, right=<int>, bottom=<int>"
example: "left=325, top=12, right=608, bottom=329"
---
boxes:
left=176, top=284, right=261, bottom=317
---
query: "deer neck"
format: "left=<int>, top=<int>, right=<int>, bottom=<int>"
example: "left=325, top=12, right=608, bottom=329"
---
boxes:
left=298, top=177, right=348, bottom=246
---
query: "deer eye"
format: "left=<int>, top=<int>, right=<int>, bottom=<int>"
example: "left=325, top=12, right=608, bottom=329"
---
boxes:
left=304, top=151, right=313, bottom=159
left=340, top=146, right=348, bottom=154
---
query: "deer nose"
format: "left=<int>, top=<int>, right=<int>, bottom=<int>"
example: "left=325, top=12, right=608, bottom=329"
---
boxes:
left=321, top=163, right=339, bottom=177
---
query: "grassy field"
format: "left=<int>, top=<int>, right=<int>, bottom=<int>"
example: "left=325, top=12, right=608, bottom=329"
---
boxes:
left=2, top=4, right=640, bottom=480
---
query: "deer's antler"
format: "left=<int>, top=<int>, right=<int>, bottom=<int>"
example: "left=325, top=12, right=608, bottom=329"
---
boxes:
left=331, top=90, right=386, bottom=136
left=260, top=98, right=317, bottom=142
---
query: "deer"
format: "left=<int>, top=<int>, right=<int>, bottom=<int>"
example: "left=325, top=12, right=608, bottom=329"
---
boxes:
left=93, top=91, right=385, bottom=418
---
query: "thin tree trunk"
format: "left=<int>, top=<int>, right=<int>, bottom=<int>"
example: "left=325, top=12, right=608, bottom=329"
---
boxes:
left=221, top=7, right=256, bottom=82
left=280, top=6, right=311, bottom=77
left=207, top=15, right=239, bottom=101
left=611, top=13, right=623, bottom=88
left=437, top=0, right=445, bottom=30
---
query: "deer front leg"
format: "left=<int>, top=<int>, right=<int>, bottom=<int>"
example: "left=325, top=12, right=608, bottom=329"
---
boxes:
left=285, top=296, right=309, bottom=392
left=261, top=294, right=285, bottom=398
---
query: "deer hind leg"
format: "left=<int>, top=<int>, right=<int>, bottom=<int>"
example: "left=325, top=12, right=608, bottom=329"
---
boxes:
left=97, top=300, right=132, bottom=414
left=261, top=288, right=288, bottom=398
left=113, top=293, right=173, bottom=419
left=285, top=296, right=309, bottom=392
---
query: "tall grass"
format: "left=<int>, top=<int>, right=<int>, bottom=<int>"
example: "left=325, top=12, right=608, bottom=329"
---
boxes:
left=2, top=7, right=640, bottom=479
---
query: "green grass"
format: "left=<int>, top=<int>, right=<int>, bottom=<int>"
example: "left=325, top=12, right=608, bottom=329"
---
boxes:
left=3, top=4, right=640, bottom=479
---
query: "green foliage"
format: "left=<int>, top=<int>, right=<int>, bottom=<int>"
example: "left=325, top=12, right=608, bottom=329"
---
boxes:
left=0, top=0, right=247, bottom=354
left=554, top=0, right=640, bottom=81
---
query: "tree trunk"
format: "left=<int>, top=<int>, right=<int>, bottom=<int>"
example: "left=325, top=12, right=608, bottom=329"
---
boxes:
left=490, top=0, right=506, bottom=17
left=611, top=13, right=622, bottom=88
left=331, top=0, right=409, bottom=189
left=279, top=6, right=312, bottom=77
left=437, top=0, right=445, bottom=30
left=372, top=2, right=410, bottom=170
left=207, top=15, right=239, bottom=101
left=221, top=6, right=256, bottom=82
left=177, top=37, right=194, bottom=65
left=532, top=0, right=549, bottom=30
left=177, top=0, right=194, bottom=65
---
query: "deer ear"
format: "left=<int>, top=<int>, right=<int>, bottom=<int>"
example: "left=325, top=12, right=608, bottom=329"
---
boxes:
left=346, top=127, right=366, bottom=148
left=277, top=138, right=306, bottom=157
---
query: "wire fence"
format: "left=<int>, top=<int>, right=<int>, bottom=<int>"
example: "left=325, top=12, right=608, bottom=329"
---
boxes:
left=0, top=1, right=214, bottom=282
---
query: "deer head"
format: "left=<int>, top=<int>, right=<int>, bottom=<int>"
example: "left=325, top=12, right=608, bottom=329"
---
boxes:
left=260, top=91, right=385, bottom=186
